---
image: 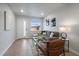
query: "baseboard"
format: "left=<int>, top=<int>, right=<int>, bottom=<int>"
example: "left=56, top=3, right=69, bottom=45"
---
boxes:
left=0, top=39, right=16, bottom=56
left=16, top=38, right=32, bottom=40
left=69, top=48, right=79, bottom=55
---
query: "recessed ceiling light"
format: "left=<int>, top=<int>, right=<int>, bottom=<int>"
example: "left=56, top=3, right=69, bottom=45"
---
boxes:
left=21, top=9, right=24, bottom=13
left=40, top=12, right=44, bottom=16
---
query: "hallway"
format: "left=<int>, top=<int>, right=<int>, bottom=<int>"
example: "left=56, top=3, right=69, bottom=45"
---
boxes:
left=4, top=39, right=33, bottom=56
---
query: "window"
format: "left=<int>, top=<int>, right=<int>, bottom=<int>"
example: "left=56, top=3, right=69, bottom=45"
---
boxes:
left=31, top=19, right=42, bottom=31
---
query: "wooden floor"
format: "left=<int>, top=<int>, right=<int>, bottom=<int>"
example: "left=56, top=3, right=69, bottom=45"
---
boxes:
left=4, top=39, right=33, bottom=56
left=3, top=39, right=78, bottom=56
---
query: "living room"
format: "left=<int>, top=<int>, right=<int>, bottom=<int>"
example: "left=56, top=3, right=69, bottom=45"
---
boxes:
left=0, top=3, right=79, bottom=56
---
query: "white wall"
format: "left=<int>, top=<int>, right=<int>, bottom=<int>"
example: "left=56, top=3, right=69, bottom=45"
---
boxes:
left=0, top=4, right=16, bottom=55
left=56, top=5, right=79, bottom=53
left=16, top=16, right=25, bottom=39
left=16, top=15, right=43, bottom=39
left=43, top=4, right=79, bottom=54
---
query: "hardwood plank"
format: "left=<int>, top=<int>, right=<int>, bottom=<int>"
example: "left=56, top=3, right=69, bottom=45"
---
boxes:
left=4, top=39, right=33, bottom=56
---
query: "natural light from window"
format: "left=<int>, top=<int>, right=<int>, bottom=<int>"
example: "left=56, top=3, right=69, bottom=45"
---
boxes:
left=31, top=19, right=42, bottom=31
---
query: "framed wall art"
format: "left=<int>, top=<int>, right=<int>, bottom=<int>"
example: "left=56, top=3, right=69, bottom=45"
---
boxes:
left=4, top=11, right=7, bottom=31
left=46, top=19, right=49, bottom=26
left=51, top=18, right=56, bottom=27
left=4, top=11, right=10, bottom=31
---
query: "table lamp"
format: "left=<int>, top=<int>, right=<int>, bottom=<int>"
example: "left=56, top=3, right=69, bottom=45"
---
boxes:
left=59, top=26, right=70, bottom=40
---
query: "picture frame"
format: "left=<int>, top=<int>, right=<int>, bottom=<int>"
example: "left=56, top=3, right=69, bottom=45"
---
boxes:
left=51, top=18, right=56, bottom=27
left=4, top=11, right=10, bottom=31
left=4, top=11, right=7, bottom=31
left=46, top=19, right=49, bottom=26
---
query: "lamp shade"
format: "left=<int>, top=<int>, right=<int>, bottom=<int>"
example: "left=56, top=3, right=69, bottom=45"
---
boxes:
left=59, top=26, right=71, bottom=32
left=59, top=26, right=71, bottom=39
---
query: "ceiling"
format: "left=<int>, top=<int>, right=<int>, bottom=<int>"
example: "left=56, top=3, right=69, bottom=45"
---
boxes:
left=7, top=3, right=73, bottom=18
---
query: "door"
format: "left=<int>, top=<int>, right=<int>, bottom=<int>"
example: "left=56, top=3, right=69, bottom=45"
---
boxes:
left=24, top=19, right=32, bottom=38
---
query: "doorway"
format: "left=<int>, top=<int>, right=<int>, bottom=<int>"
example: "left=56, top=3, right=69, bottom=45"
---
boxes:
left=23, top=19, right=32, bottom=39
